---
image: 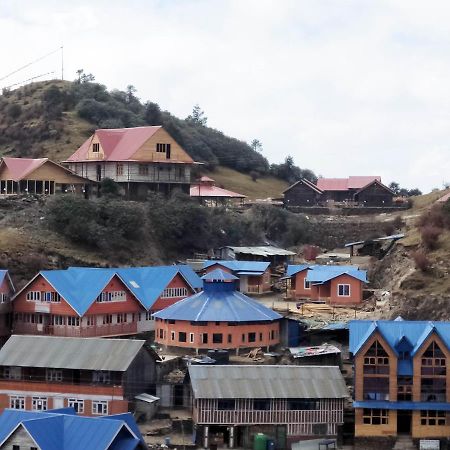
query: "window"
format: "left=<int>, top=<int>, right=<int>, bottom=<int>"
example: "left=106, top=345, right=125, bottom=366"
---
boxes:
left=217, top=399, right=235, bottom=410
left=12, top=446, right=20, bottom=450
left=421, top=342, right=447, bottom=401
left=213, top=333, right=223, bottom=344
left=288, top=399, right=318, bottom=410
left=92, top=143, right=100, bottom=153
left=138, top=164, right=149, bottom=176
left=304, top=279, right=311, bottom=289
left=96, top=291, right=126, bottom=302
left=41, top=291, right=61, bottom=302
left=0, top=293, right=9, bottom=303
left=337, top=284, right=350, bottom=296
left=116, top=163, right=124, bottom=176
left=51, top=315, right=65, bottom=326
left=161, top=287, right=188, bottom=298
left=271, top=330, right=275, bottom=340
left=362, top=408, right=388, bottom=425
left=68, top=398, right=84, bottom=414
left=145, top=312, right=153, bottom=321
left=117, top=313, right=128, bottom=323
left=10, top=395, right=25, bottom=409
left=46, top=369, right=63, bottom=382
left=171, top=331, right=175, bottom=341
left=156, top=143, right=171, bottom=153
left=92, top=400, right=108, bottom=415
left=26, top=291, right=41, bottom=301
left=93, top=371, right=111, bottom=384
left=397, top=376, right=413, bottom=401
left=421, top=410, right=446, bottom=426
left=242, top=334, right=246, bottom=343
left=159, top=329, right=164, bottom=339
left=32, top=396, right=48, bottom=411
left=3, top=366, right=21, bottom=380
left=86, top=316, right=95, bottom=326
left=103, top=314, right=113, bottom=325
left=67, top=316, right=80, bottom=326
left=228, top=334, right=232, bottom=344
left=248, top=332, right=256, bottom=343
left=202, top=333, right=208, bottom=344
left=179, top=332, right=187, bottom=342
left=363, top=377, right=389, bottom=400
left=190, top=333, right=194, bottom=343
left=254, top=399, right=270, bottom=411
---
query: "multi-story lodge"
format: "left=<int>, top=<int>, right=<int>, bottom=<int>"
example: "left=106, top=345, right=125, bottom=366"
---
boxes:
left=189, top=365, right=348, bottom=449
left=0, top=408, right=147, bottom=450
left=286, top=265, right=367, bottom=305
left=153, top=269, right=282, bottom=353
left=11, top=265, right=201, bottom=338
left=350, top=319, right=450, bottom=449
left=64, top=126, right=196, bottom=198
left=0, top=270, right=14, bottom=342
left=0, top=335, right=160, bottom=416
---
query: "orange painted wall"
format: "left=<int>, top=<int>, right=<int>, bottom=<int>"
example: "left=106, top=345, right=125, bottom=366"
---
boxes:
left=292, top=270, right=311, bottom=298
left=155, top=319, right=280, bottom=350
left=151, top=273, right=194, bottom=312
left=329, top=274, right=363, bottom=305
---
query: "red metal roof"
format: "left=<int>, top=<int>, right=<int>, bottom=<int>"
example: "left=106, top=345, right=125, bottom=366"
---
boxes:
left=199, top=176, right=215, bottom=182
left=190, top=184, right=246, bottom=198
left=66, top=126, right=194, bottom=163
left=0, top=157, right=48, bottom=181
left=316, top=176, right=381, bottom=191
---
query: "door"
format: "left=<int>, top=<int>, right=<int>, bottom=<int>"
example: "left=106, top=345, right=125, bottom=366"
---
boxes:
left=397, top=410, right=412, bottom=434
left=96, top=164, right=102, bottom=181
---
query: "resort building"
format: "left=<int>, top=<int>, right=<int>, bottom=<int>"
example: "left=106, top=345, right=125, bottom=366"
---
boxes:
left=189, top=365, right=348, bottom=449
left=286, top=265, right=367, bottom=305
left=203, top=260, right=271, bottom=294
left=11, top=265, right=201, bottom=338
left=190, top=176, right=246, bottom=206
left=64, top=125, right=196, bottom=198
left=0, top=335, right=160, bottom=417
left=0, top=270, right=14, bottom=342
left=350, top=319, right=450, bottom=449
left=153, top=269, right=281, bottom=353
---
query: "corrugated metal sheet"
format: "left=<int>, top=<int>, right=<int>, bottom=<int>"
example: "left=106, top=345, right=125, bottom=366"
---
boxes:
left=0, top=335, right=145, bottom=371
left=203, top=260, right=270, bottom=273
left=189, top=365, right=348, bottom=399
left=225, top=246, right=295, bottom=257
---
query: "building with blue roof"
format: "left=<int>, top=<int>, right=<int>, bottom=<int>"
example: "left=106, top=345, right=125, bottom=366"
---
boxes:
left=349, top=319, right=450, bottom=444
left=0, top=408, right=146, bottom=450
left=11, top=265, right=201, bottom=338
left=0, top=269, right=14, bottom=342
left=203, top=260, right=271, bottom=294
left=153, top=269, right=282, bottom=353
left=285, top=264, right=367, bottom=305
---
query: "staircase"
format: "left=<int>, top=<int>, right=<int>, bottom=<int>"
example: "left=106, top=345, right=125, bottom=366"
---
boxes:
left=393, top=435, right=415, bottom=450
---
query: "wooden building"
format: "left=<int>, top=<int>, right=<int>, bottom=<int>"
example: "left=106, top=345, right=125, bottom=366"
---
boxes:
left=203, top=260, right=271, bottom=294
left=0, top=157, right=93, bottom=196
left=189, top=365, right=348, bottom=449
left=64, top=126, right=196, bottom=198
left=153, top=269, right=282, bottom=353
left=350, top=319, right=450, bottom=449
left=190, top=176, right=246, bottom=206
left=11, top=265, right=201, bottom=338
left=286, top=265, right=367, bottom=305
left=0, top=271, right=14, bottom=342
left=217, top=246, right=295, bottom=266
left=0, top=335, right=160, bottom=416
left=0, top=409, right=147, bottom=450
left=283, top=176, right=394, bottom=207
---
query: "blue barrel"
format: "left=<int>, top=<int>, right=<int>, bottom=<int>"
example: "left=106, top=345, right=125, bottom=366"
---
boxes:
left=164, top=437, right=171, bottom=446
left=266, top=439, right=276, bottom=450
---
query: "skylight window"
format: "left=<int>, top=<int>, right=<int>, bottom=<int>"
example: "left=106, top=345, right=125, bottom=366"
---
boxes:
left=130, top=280, right=140, bottom=288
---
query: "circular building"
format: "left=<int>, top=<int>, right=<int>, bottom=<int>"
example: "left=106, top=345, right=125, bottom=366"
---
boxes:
left=153, top=269, right=282, bottom=353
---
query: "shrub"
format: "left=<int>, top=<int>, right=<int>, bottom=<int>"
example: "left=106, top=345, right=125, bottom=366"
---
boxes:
left=417, top=204, right=445, bottom=229
left=421, top=225, right=442, bottom=250
left=99, top=178, right=121, bottom=197
left=392, top=215, right=405, bottom=230
left=7, top=104, right=22, bottom=119
left=412, top=251, right=430, bottom=272
left=382, top=222, right=395, bottom=236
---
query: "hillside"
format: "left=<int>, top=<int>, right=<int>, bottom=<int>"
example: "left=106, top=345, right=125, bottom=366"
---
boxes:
left=0, top=79, right=313, bottom=198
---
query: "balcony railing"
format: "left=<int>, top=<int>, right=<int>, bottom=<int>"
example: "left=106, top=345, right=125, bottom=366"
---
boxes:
left=13, top=322, right=138, bottom=338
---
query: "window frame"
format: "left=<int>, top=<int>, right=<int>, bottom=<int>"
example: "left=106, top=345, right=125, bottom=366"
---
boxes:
left=337, top=284, right=351, bottom=297
left=92, top=400, right=108, bottom=415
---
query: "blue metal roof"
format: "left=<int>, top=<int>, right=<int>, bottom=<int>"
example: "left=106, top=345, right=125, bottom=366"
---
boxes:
left=26, top=265, right=202, bottom=316
left=201, top=268, right=239, bottom=281
left=0, top=269, right=8, bottom=286
left=286, top=264, right=366, bottom=283
left=0, top=409, right=143, bottom=450
left=353, top=401, right=450, bottom=411
left=154, top=276, right=281, bottom=323
left=203, top=260, right=270, bottom=273
left=349, top=320, right=450, bottom=356
left=286, top=264, right=310, bottom=277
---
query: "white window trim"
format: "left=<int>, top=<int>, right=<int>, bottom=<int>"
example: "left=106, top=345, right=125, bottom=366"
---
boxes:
left=171, top=331, right=175, bottom=341
left=304, top=279, right=311, bottom=290
left=9, top=395, right=25, bottom=409
left=161, top=287, right=189, bottom=299
left=337, top=284, right=351, bottom=297
left=68, top=398, right=85, bottom=414
left=46, top=369, right=63, bottom=382
left=189, top=333, right=194, bottom=343
left=92, top=400, right=108, bottom=415
left=32, top=396, right=48, bottom=411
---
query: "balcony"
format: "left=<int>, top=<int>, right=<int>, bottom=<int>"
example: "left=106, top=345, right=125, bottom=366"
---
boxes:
left=13, top=321, right=138, bottom=338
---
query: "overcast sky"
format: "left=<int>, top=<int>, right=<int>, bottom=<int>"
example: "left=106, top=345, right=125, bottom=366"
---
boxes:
left=1, top=0, right=450, bottom=192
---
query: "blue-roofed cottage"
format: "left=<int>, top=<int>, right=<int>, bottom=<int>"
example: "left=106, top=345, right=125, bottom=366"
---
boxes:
left=11, top=265, right=200, bottom=338
left=349, top=319, right=450, bottom=447
left=153, top=269, right=282, bottom=353
left=286, top=264, right=367, bottom=305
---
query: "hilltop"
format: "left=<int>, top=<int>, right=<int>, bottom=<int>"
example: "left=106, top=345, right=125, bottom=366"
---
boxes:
left=0, top=79, right=310, bottom=199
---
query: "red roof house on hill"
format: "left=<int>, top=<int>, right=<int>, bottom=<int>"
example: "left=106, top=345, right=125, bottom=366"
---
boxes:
left=64, top=126, right=196, bottom=199
left=190, top=176, right=246, bottom=206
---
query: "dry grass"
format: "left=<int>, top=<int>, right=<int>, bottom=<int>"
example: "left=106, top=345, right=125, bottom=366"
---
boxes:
left=205, top=166, right=289, bottom=200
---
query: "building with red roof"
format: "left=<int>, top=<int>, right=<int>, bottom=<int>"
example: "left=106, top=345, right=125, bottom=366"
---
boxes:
left=284, top=176, right=395, bottom=207
left=64, top=126, right=196, bottom=198
left=190, top=176, right=246, bottom=206
left=0, top=158, right=92, bottom=196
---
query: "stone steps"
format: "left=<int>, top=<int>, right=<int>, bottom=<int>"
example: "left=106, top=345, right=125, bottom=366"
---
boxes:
left=393, top=435, right=415, bottom=450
